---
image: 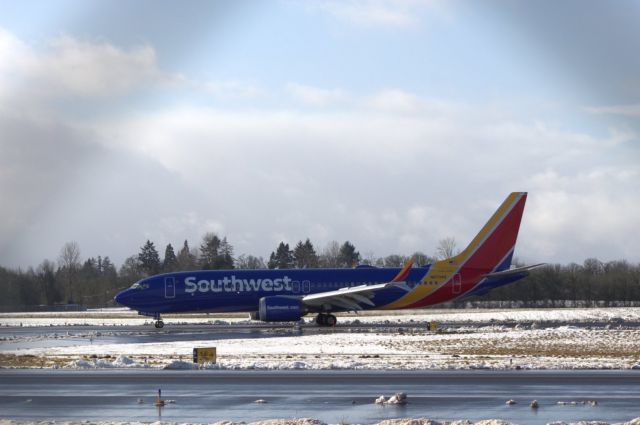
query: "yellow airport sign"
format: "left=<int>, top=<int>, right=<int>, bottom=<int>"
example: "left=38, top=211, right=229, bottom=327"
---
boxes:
left=193, top=347, right=217, bottom=364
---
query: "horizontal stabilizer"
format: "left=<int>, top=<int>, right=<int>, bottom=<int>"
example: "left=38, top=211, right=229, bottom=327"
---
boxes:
left=482, top=263, right=546, bottom=279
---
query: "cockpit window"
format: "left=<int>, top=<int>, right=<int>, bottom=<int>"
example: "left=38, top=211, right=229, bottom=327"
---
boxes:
left=130, top=282, right=149, bottom=290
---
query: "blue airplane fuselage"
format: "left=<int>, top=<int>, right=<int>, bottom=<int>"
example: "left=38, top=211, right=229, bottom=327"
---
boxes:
left=115, top=266, right=424, bottom=315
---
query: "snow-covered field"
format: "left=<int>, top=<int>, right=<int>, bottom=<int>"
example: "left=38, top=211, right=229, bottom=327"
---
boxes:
left=1, top=308, right=640, bottom=370
left=44, top=326, right=640, bottom=370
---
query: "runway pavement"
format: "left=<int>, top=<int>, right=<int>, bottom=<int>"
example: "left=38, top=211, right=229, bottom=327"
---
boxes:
left=4, top=318, right=640, bottom=351
left=1, top=370, right=639, bottom=424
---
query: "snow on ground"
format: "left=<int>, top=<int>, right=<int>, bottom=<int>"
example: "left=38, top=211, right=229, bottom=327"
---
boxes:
left=55, top=326, right=640, bottom=370
left=2, top=308, right=640, bottom=370
left=3, top=323, right=640, bottom=370
left=408, top=307, right=640, bottom=323
left=1, top=417, right=640, bottom=425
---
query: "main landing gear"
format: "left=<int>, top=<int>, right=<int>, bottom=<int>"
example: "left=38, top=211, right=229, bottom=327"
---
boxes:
left=153, top=313, right=164, bottom=329
left=315, top=313, right=337, bottom=327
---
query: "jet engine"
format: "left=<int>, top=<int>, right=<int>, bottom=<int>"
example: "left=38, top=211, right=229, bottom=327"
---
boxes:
left=258, top=296, right=303, bottom=322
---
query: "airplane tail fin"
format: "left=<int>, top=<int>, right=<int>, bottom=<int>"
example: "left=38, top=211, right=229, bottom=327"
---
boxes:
left=450, top=192, right=527, bottom=272
left=381, top=193, right=528, bottom=310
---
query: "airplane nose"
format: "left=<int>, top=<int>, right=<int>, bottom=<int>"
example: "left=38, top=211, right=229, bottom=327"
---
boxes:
left=114, top=289, right=130, bottom=306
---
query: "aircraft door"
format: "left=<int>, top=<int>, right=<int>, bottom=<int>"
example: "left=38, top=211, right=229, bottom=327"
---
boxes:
left=452, top=273, right=462, bottom=294
left=302, top=280, right=311, bottom=293
left=165, top=277, right=176, bottom=298
left=292, top=280, right=300, bottom=294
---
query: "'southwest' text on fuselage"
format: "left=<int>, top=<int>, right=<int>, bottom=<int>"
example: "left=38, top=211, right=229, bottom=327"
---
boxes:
left=184, top=276, right=293, bottom=294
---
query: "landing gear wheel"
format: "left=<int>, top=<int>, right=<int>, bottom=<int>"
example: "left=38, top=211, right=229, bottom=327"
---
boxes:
left=315, top=313, right=337, bottom=327
left=152, top=313, right=164, bottom=329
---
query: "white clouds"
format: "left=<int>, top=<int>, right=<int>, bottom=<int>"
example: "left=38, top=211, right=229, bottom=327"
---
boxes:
left=586, top=103, right=640, bottom=117
left=1, top=26, right=639, bottom=267
left=307, top=0, right=440, bottom=28
left=0, top=28, right=28, bottom=72
left=523, top=176, right=640, bottom=262
left=202, top=80, right=265, bottom=100
left=39, top=36, right=159, bottom=97
left=0, top=29, right=160, bottom=101
left=3, top=30, right=264, bottom=102
left=0, top=28, right=32, bottom=103
left=286, top=82, right=349, bottom=107
left=365, top=88, right=426, bottom=114
left=92, top=96, right=639, bottom=264
left=315, top=0, right=414, bottom=27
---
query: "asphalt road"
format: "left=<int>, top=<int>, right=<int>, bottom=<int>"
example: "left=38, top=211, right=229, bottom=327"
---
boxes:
left=1, top=370, right=639, bottom=424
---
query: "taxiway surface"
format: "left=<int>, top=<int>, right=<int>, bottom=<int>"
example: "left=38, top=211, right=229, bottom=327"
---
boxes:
left=1, top=370, right=639, bottom=424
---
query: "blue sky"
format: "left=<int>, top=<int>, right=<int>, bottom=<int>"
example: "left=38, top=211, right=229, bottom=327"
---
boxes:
left=1, top=0, right=638, bottom=268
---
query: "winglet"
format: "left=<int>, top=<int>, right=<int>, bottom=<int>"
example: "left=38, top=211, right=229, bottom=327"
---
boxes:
left=391, top=257, right=414, bottom=282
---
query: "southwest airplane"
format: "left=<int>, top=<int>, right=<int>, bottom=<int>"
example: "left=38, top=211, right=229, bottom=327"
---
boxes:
left=115, top=192, right=541, bottom=328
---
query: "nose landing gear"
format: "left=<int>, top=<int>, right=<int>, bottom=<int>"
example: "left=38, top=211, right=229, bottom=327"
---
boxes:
left=153, top=313, right=164, bottom=329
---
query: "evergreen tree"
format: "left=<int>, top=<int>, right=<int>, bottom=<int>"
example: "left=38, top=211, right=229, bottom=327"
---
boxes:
left=293, top=241, right=306, bottom=268
left=37, top=260, right=60, bottom=305
left=177, top=240, right=196, bottom=271
left=18, top=269, right=41, bottom=306
left=82, top=257, right=99, bottom=278
left=267, top=252, right=277, bottom=269
left=78, top=255, right=113, bottom=307
left=163, top=243, right=178, bottom=272
left=217, top=237, right=235, bottom=269
left=138, top=240, right=161, bottom=275
left=293, top=239, right=319, bottom=268
left=102, top=256, right=117, bottom=277
left=268, top=242, right=294, bottom=269
left=199, top=233, right=221, bottom=270
left=99, top=256, right=119, bottom=306
left=337, top=241, right=360, bottom=268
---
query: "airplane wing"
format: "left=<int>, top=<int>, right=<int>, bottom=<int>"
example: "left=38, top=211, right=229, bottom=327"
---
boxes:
left=301, top=258, right=414, bottom=311
left=482, top=263, right=546, bottom=279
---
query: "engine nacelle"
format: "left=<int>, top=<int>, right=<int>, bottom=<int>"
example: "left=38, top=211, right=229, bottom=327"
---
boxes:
left=258, top=296, right=303, bottom=322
